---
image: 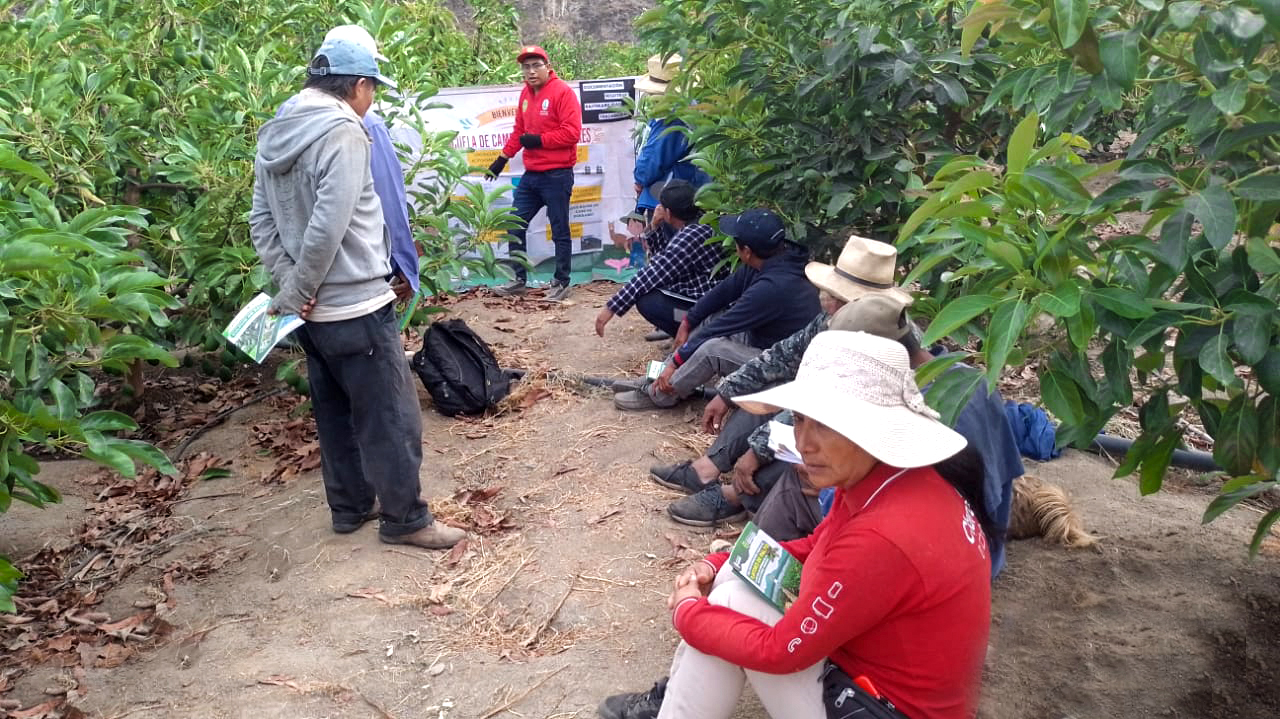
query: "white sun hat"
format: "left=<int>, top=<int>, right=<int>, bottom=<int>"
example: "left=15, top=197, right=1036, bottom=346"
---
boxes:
left=324, top=24, right=388, bottom=62
left=806, top=234, right=914, bottom=306
left=733, top=331, right=966, bottom=468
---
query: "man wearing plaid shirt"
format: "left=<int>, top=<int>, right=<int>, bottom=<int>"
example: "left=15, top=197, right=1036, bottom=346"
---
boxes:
left=595, top=180, right=728, bottom=338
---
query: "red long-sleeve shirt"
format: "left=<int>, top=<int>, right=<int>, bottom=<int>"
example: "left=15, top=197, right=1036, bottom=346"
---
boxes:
left=501, top=71, right=581, bottom=172
left=673, top=464, right=992, bottom=719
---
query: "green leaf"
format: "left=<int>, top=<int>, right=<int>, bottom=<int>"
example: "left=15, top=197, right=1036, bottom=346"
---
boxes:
left=1227, top=7, right=1266, bottom=39
left=1036, top=281, right=1082, bottom=317
left=1250, top=509, right=1280, bottom=557
left=1137, top=0, right=1164, bottom=9
left=1156, top=210, right=1194, bottom=269
left=82, top=446, right=136, bottom=477
left=1257, top=0, right=1280, bottom=30
left=1024, top=166, right=1091, bottom=209
left=80, top=410, right=139, bottom=433
left=1088, top=288, right=1155, bottom=319
left=0, top=146, right=54, bottom=186
left=1211, top=79, right=1249, bottom=115
left=1258, top=346, right=1280, bottom=395
left=1139, top=430, right=1181, bottom=495
left=1215, top=394, right=1259, bottom=476
left=1040, top=369, right=1086, bottom=426
left=1099, top=31, right=1140, bottom=90
left=1006, top=112, right=1039, bottom=175
left=1184, top=185, right=1237, bottom=251
left=1232, top=303, right=1273, bottom=365
left=1102, top=338, right=1134, bottom=405
left=1257, top=395, right=1280, bottom=475
left=1054, top=0, right=1090, bottom=48
left=921, top=295, right=1000, bottom=345
left=1199, top=329, right=1241, bottom=388
left=1235, top=175, right=1280, bottom=201
left=109, top=438, right=178, bottom=476
left=914, top=352, right=972, bottom=389
left=923, top=367, right=986, bottom=428
left=1245, top=237, right=1280, bottom=274
left=983, top=297, right=1030, bottom=384
left=1168, top=1, right=1202, bottom=28
left=1203, top=475, right=1274, bottom=519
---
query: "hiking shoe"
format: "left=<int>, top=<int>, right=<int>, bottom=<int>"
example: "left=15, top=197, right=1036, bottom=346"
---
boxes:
left=379, top=522, right=467, bottom=549
left=649, top=462, right=709, bottom=494
left=332, top=503, right=380, bottom=534
left=492, top=279, right=528, bottom=296
left=644, top=330, right=670, bottom=342
left=545, top=282, right=572, bottom=302
left=668, top=485, right=747, bottom=527
left=614, top=388, right=660, bottom=411
left=598, top=677, right=666, bottom=719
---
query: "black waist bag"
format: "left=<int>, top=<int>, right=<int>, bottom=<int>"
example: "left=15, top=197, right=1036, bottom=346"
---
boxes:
left=823, top=663, right=912, bottom=719
left=410, top=318, right=509, bottom=416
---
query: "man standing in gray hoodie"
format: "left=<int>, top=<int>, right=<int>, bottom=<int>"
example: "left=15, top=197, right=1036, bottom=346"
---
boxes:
left=249, top=37, right=464, bottom=549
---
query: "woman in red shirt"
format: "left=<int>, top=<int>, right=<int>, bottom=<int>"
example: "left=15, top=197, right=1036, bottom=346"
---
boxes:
left=599, top=330, right=995, bottom=719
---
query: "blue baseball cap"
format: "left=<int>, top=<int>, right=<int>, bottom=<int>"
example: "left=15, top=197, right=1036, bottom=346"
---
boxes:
left=719, top=208, right=786, bottom=253
left=309, top=37, right=397, bottom=90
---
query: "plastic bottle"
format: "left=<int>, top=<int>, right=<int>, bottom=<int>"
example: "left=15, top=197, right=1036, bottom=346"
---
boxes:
left=630, top=238, right=645, bottom=269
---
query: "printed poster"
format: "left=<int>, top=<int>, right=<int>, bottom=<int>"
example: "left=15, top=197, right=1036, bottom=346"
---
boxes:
left=387, top=78, right=639, bottom=266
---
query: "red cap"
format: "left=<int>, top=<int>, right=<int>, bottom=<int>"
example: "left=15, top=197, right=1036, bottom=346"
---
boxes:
left=516, top=45, right=549, bottom=63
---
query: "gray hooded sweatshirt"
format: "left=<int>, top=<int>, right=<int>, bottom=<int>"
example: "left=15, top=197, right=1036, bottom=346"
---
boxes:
left=249, top=89, right=392, bottom=316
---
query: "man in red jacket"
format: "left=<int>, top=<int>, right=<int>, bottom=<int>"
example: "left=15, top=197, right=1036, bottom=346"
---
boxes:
left=486, top=46, right=583, bottom=301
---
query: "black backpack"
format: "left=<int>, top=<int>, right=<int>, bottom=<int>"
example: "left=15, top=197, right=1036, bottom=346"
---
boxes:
left=410, top=319, right=510, bottom=416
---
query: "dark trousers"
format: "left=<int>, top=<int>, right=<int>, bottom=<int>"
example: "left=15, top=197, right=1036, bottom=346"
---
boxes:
left=634, top=289, right=695, bottom=336
left=296, top=303, right=432, bottom=536
left=705, top=408, right=774, bottom=473
left=509, top=167, right=575, bottom=285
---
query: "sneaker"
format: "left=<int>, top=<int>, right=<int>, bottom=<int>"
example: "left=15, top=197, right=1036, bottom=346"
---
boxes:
left=332, top=503, right=380, bottom=534
left=545, top=282, right=572, bottom=302
left=668, top=485, right=747, bottom=527
left=379, top=522, right=467, bottom=549
left=598, top=677, right=666, bottom=719
left=614, top=388, right=660, bottom=411
left=649, top=462, right=710, bottom=494
left=644, top=330, right=670, bottom=342
left=492, top=279, right=528, bottom=296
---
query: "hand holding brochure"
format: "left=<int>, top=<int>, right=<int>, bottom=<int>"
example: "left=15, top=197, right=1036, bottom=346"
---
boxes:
left=766, top=420, right=803, bottom=464
left=222, top=293, right=304, bottom=363
left=728, top=521, right=802, bottom=613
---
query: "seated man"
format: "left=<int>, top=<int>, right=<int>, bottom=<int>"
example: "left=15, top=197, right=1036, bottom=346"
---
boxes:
left=614, top=209, right=820, bottom=411
left=648, top=235, right=913, bottom=495
left=663, top=293, right=913, bottom=527
left=751, top=316, right=1026, bottom=577
left=595, top=181, right=727, bottom=338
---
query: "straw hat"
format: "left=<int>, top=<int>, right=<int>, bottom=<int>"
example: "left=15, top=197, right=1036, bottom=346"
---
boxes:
left=806, top=235, right=914, bottom=306
left=635, top=54, right=682, bottom=95
left=733, top=331, right=966, bottom=468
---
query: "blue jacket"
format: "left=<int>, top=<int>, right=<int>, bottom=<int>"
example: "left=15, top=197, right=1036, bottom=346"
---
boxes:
left=634, top=118, right=710, bottom=210
left=277, top=97, right=418, bottom=293
left=674, top=242, right=820, bottom=364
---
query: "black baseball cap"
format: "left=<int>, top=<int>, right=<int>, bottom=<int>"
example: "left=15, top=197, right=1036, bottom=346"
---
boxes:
left=658, top=179, right=698, bottom=215
left=719, top=209, right=786, bottom=253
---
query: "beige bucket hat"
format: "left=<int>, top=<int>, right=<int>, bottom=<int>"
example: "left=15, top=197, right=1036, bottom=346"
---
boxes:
left=806, top=234, right=914, bottom=306
left=733, top=331, right=965, bottom=468
left=635, top=54, right=682, bottom=95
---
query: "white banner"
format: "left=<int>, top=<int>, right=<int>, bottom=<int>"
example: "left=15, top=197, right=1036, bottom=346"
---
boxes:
left=389, top=79, right=638, bottom=265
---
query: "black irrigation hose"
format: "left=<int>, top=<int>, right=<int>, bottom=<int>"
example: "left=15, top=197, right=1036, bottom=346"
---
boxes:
left=1087, top=434, right=1222, bottom=472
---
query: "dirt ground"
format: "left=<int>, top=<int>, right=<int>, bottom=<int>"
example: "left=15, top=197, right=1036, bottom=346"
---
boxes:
left=2, top=282, right=1279, bottom=719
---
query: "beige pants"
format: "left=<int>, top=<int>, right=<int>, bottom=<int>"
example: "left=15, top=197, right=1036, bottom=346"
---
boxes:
left=658, top=565, right=827, bottom=719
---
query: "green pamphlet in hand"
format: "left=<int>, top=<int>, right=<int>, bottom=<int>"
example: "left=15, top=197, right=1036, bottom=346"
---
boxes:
left=222, top=293, right=305, bottom=364
left=728, top=521, right=802, bottom=613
